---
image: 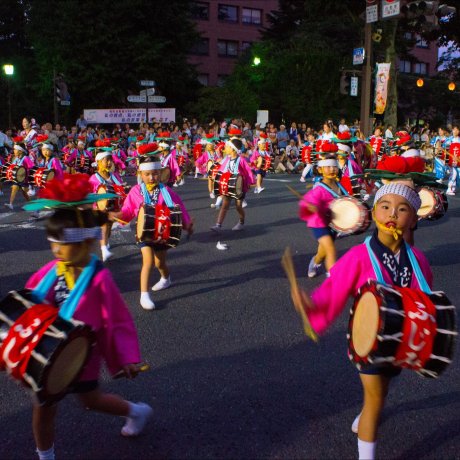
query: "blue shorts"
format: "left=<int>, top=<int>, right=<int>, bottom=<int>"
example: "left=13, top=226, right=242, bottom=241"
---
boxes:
left=136, top=241, right=168, bottom=251
left=255, top=169, right=266, bottom=177
left=311, top=227, right=337, bottom=240
left=359, top=365, right=402, bottom=378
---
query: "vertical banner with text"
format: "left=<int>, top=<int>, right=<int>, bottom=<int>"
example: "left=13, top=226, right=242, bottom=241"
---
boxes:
left=374, top=63, right=391, bottom=114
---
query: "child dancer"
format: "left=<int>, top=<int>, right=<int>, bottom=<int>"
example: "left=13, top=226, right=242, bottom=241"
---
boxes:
left=111, top=156, right=193, bottom=310
left=40, top=142, right=64, bottom=181
left=22, top=174, right=152, bottom=460
left=4, top=140, right=35, bottom=210
left=299, top=154, right=348, bottom=277
left=290, top=182, right=432, bottom=460
left=210, top=138, right=255, bottom=232
left=250, top=133, right=270, bottom=194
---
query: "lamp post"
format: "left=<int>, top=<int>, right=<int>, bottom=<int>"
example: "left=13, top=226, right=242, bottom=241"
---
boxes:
left=3, top=64, right=14, bottom=127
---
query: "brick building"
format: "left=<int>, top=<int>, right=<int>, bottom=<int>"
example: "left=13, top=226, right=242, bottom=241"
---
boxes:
left=188, top=0, right=278, bottom=87
left=398, top=32, right=439, bottom=77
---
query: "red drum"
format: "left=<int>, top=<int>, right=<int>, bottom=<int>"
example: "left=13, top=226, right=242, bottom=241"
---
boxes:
left=256, top=155, right=272, bottom=171
left=1, top=164, right=27, bottom=184
left=29, top=168, right=56, bottom=188
left=213, top=170, right=244, bottom=200
left=77, top=155, right=92, bottom=173
left=206, top=160, right=220, bottom=180
left=417, top=187, right=448, bottom=221
left=177, top=156, right=187, bottom=168
left=0, top=290, right=95, bottom=405
left=136, top=204, right=182, bottom=250
left=348, top=281, right=456, bottom=378
left=96, top=183, right=129, bottom=212
left=329, top=196, right=371, bottom=235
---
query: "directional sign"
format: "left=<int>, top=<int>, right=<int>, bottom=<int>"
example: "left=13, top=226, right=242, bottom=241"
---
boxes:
left=350, top=76, right=359, bottom=97
left=140, top=88, right=155, bottom=97
left=366, top=4, right=378, bottom=23
left=127, top=95, right=166, bottom=103
left=139, top=80, right=155, bottom=87
left=60, top=100, right=71, bottom=106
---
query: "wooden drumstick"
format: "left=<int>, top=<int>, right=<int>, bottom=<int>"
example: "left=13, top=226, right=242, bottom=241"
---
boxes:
left=286, top=185, right=304, bottom=200
left=113, top=217, right=129, bottom=226
left=281, top=247, right=318, bottom=342
left=113, top=362, right=150, bottom=379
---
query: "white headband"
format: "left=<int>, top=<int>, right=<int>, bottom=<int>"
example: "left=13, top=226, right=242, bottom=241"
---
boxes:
left=47, top=227, right=102, bottom=244
left=257, top=138, right=267, bottom=145
left=226, top=140, right=241, bottom=154
left=401, top=148, right=420, bottom=158
left=77, top=140, right=85, bottom=147
left=14, top=145, right=27, bottom=153
left=95, top=151, right=112, bottom=162
left=317, top=159, right=338, bottom=167
left=139, top=162, right=162, bottom=171
left=337, top=143, right=351, bottom=153
left=158, top=141, right=170, bottom=150
left=374, top=182, right=421, bottom=211
left=41, top=143, right=54, bottom=151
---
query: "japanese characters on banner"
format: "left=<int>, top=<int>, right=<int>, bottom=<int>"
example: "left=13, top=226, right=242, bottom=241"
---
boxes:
left=374, top=63, right=391, bottom=115
left=381, top=0, right=400, bottom=19
left=84, top=108, right=176, bottom=124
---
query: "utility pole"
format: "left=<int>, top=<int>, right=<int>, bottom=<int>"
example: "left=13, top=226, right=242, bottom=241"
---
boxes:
left=360, top=21, right=372, bottom=137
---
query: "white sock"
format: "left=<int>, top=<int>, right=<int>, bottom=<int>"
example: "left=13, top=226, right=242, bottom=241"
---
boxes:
left=140, top=292, right=152, bottom=303
left=358, top=439, right=376, bottom=460
left=37, top=445, right=55, bottom=460
left=128, top=401, right=142, bottom=418
left=101, top=245, right=111, bottom=253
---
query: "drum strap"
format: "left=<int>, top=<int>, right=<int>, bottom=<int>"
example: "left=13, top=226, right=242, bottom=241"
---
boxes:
left=364, top=237, right=432, bottom=294
left=315, top=181, right=349, bottom=197
left=141, top=183, right=174, bottom=209
left=347, top=159, right=355, bottom=177
left=223, top=156, right=241, bottom=174
left=31, top=254, right=100, bottom=321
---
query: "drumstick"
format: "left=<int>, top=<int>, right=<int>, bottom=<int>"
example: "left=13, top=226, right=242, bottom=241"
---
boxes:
left=281, top=247, right=318, bottom=342
left=113, top=362, right=150, bottom=379
left=286, top=185, right=304, bottom=200
left=113, top=217, right=129, bottom=226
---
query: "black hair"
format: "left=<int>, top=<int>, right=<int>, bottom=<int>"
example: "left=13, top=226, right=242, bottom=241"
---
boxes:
left=229, top=138, right=243, bottom=151
left=46, top=208, right=108, bottom=241
left=14, top=142, right=27, bottom=154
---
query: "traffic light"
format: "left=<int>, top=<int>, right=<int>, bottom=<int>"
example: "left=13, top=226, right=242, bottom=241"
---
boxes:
left=55, top=73, right=70, bottom=103
left=339, top=74, right=349, bottom=95
left=401, top=1, right=456, bottom=28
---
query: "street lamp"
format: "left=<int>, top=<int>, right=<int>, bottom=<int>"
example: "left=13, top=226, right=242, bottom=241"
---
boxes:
left=3, top=64, right=14, bottom=127
left=253, top=56, right=261, bottom=66
left=448, top=82, right=456, bottom=91
left=416, top=78, right=424, bottom=87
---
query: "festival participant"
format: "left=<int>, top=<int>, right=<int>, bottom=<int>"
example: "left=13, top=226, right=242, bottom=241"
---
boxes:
left=89, top=150, right=125, bottom=262
left=74, top=138, right=93, bottom=174
left=20, top=117, right=38, bottom=149
left=111, top=138, right=128, bottom=176
left=210, top=138, right=255, bottom=232
left=62, top=137, right=78, bottom=173
left=157, top=132, right=180, bottom=186
left=195, top=134, right=219, bottom=196
left=446, top=125, right=460, bottom=195
left=336, top=141, right=363, bottom=196
left=21, top=174, right=152, bottom=460
left=250, top=132, right=271, bottom=193
left=4, top=139, right=35, bottom=210
left=39, top=142, right=64, bottom=181
left=369, top=126, right=384, bottom=161
left=110, top=156, right=193, bottom=310
left=290, top=182, right=433, bottom=460
left=172, top=137, right=190, bottom=187
left=299, top=134, right=317, bottom=183
left=299, top=154, right=349, bottom=277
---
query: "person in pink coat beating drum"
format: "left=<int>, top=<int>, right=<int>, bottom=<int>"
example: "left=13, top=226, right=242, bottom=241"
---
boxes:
left=290, top=182, right=435, bottom=460
left=110, top=156, right=193, bottom=310
left=210, top=138, right=255, bottom=232
left=157, top=131, right=181, bottom=186
left=21, top=174, right=152, bottom=460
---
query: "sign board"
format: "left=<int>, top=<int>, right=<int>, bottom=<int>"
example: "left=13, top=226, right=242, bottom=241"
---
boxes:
left=381, top=0, right=400, bottom=19
left=127, top=95, right=166, bottom=103
left=353, top=47, right=365, bottom=65
left=84, top=108, right=176, bottom=124
left=366, top=4, right=379, bottom=23
left=256, top=110, right=269, bottom=129
left=60, top=100, right=71, bottom=106
left=139, top=80, right=155, bottom=87
left=350, top=76, right=359, bottom=97
left=140, top=88, right=155, bottom=97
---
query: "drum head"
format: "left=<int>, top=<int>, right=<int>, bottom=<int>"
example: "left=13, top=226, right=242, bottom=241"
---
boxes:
left=46, top=169, right=55, bottom=182
left=136, top=205, right=146, bottom=241
left=46, top=335, right=91, bottom=395
left=16, top=166, right=27, bottom=184
left=96, top=184, right=108, bottom=211
left=330, top=198, right=362, bottom=232
left=160, top=167, right=170, bottom=184
left=418, top=188, right=436, bottom=217
left=352, top=291, right=380, bottom=358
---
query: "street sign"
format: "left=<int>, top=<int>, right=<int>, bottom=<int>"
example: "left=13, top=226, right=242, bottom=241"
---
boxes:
left=139, top=80, right=155, bottom=87
left=350, top=76, right=359, bottom=97
left=127, top=95, right=166, bottom=103
left=353, top=47, right=365, bottom=65
left=60, top=100, right=71, bottom=106
left=140, top=87, right=155, bottom=97
left=381, top=0, right=400, bottom=19
left=366, top=4, right=378, bottom=23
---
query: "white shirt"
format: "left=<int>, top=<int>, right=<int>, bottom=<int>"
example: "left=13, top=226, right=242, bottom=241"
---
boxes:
left=385, top=129, right=393, bottom=139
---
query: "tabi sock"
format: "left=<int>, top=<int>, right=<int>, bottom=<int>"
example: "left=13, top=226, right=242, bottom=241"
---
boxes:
left=358, top=438, right=376, bottom=460
left=36, top=445, right=55, bottom=460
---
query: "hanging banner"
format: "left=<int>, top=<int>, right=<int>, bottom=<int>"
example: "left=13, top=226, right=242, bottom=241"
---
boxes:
left=374, top=63, right=391, bottom=114
left=84, top=108, right=176, bottom=124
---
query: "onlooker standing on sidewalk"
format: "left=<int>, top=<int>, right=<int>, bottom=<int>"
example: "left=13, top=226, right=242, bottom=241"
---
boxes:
left=276, top=124, right=290, bottom=153
left=76, top=113, right=88, bottom=131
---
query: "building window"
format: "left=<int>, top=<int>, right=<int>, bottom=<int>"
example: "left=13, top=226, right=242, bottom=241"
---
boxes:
left=399, top=60, right=411, bottom=73
left=217, top=74, right=229, bottom=87
left=190, top=1, right=209, bottom=20
left=242, top=7, right=262, bottom=25
left=218, top=39, right=238, bottom=57
left=198, top=74, right=209, bottom=86
left=415, top=34, right=429, bottom=48
left=189, top=38, right=209, bottom=56
left=241, top=41, right=252, bottom=51
left=218, top=4, right=238, bottom=23
left=414, top=62, right=428, bottom=75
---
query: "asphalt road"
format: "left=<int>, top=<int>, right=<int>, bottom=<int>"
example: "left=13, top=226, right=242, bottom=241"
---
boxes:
left=0, top=174, right=459, bottom=459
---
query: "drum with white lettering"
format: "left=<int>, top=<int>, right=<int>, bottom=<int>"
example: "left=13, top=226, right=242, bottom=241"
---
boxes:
left=0, top=290, right=95, bottom=405
left=329, top=196, right=371, bottom=235
left=136, top=204, right=182, bottom=250
left=96, top=183, right=129, bottom=212
left=417, top=187, right=448, bottom=221
left=348, top=281, right=456, bottom=378
left=29, top=168, right=55, bottom=188
left=213, top=170, right=244, bottom=200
